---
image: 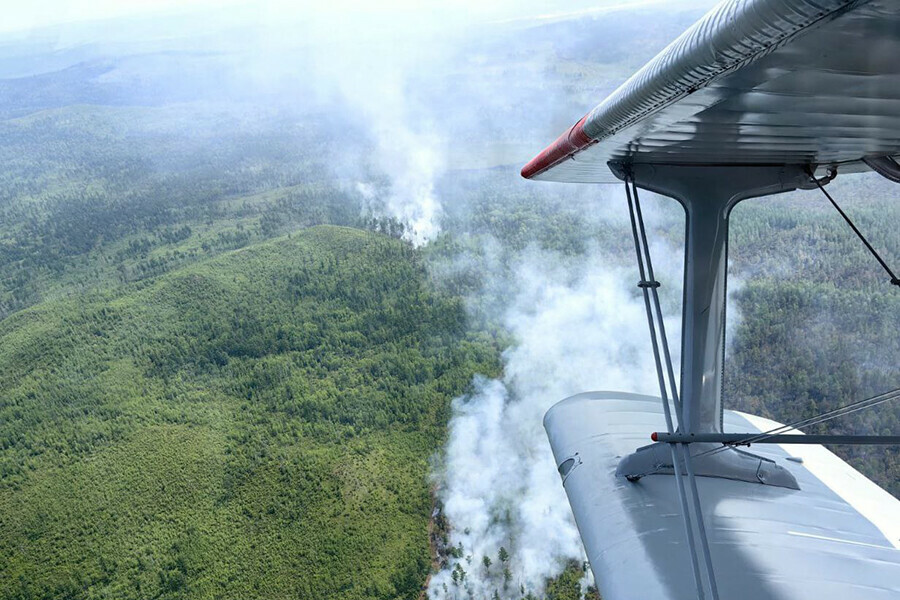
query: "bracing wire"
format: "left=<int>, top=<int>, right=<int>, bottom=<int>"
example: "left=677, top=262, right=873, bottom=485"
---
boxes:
left=690, top=386, right=900, bottom=463
left=631, top=179, right=684, bottom=423
left=625, top=176, right=718, bottom=600
left=625, top=178, right=677, bottom=435
left=629, top=387, right=900, bottom=483
left=812, top=173, right=899, bottom=287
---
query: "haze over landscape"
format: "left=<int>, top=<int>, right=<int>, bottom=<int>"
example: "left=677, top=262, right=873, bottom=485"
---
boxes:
left=0, top=2, right=898, bottom=600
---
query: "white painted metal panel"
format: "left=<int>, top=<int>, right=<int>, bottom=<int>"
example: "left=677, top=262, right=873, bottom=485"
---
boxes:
left=524, top=0, right=900, bottom=182
left=544, top=392, right=900, bottom=599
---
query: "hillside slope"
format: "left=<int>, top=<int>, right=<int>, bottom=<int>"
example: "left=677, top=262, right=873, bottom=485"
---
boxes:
left=0, top=226, right=500, bottom=600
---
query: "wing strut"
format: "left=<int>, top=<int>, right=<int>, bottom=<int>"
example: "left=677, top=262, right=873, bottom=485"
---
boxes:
left=624, top=178, right=720, bottom=600
left=653, top=386, right=900, bottom=457
left=810, top=169, right=900, bottom=288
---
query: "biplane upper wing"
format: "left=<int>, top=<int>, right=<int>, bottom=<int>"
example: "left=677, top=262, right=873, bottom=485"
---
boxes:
left=524, top=1, right=900, bottom=599
left=522, top=0, right=900, bottom=183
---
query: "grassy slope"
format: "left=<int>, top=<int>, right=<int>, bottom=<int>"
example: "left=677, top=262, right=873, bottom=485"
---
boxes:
left=0, top=226, right=500, bottom=600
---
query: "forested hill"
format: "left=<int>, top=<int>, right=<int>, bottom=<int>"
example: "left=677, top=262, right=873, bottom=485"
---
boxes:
left=0, top=5, right=898, bottom=600
left=0, top=226, right=500, bottom=599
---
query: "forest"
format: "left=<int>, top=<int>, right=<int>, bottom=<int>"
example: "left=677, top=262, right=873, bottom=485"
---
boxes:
left=0, top=226, right=501, bottom=599
left=0, top=3, right=898, bottom=600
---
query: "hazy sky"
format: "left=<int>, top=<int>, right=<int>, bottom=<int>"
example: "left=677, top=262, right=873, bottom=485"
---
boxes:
left=0, top=0, right=215, bottom=33
left=0, top=0, right=720, bottom=35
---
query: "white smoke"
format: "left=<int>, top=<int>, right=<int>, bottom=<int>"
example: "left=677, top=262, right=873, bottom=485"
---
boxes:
left=359, top=78, right=444, bottom=247
left=725, top=274, right=745, bottom=352
left=297, top=6, right=690, bottom=596
left=305, top=13, right=450, bottom=247
left=352, top=109, right=444, bottom=248
left=430, top=245, right=681, bottom=600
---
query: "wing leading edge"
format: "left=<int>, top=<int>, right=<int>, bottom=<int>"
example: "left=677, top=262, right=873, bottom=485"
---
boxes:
left=523, top=0, right=900, bottom=183
left=528, top=2, right=900, bottom=597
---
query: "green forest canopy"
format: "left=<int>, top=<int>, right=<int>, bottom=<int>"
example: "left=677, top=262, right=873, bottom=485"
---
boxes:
left=0, top=227, right=500, bottom=599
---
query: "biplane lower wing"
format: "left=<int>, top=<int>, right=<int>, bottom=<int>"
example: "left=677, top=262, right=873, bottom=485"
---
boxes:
left=545, top=392, right=900, bottom=600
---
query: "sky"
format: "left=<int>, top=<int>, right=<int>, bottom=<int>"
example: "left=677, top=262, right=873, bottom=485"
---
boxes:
left=0, top=0, right=720, bottom=35
left=0, top=0, right=231, bottom=33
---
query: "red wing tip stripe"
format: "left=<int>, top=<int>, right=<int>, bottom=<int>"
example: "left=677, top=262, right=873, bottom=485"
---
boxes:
left=521, top=115, right=596, bottom=179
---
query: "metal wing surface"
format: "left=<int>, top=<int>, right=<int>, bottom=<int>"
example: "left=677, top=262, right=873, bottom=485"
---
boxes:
left=545, top=392, right=900, bottom=600
left=522, top=0, right=900, bottom=183
left=526, top=2, right=900, bottom=598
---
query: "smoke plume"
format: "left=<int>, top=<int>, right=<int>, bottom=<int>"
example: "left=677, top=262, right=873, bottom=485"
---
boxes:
left=297, top=4, right=691, bottom=596
left=429, top=245, right=681, bottom=599
left=304, top=12, right=453, bottom=247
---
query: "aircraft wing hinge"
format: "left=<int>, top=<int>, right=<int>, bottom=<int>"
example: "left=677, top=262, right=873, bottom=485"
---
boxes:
left=616, top=442, right=800, bottom=490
